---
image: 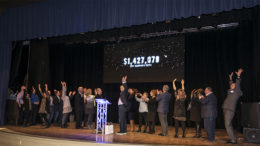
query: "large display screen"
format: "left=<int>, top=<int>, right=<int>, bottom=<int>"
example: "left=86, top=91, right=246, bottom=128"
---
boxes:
left=104, top=36, right=184, bottom=83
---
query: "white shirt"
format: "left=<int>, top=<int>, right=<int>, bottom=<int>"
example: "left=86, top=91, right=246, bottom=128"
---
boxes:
left=206, top=92, right=213, bottom=96
left=118, top=81, right=126, bottom=105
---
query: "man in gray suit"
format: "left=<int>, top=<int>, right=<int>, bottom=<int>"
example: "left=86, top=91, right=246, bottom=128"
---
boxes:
left=222, top=68, right=243, bottom=144
left=156, top=85, right=171, bottom=136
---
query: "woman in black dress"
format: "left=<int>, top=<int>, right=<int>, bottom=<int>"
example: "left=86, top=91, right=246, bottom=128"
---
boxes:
left=173, top=79, right=187, bottom=138
left=127, top=88, right=136, bottom=132
left=147, top=89, right=157, bottom=134
left=189, top=88, right=203, bottom=138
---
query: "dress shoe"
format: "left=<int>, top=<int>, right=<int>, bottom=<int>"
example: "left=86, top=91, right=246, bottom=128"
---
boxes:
left=158, top=133, right=166, bottom=136
left=226, top=140, right=237, bottom=144
left=116, top=131, right=127, bottom=135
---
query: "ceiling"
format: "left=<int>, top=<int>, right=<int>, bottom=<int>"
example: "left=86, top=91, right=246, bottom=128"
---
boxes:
left=0, top=0, right=45, bottom=15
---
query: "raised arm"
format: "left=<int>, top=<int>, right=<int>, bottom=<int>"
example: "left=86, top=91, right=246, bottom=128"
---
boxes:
left=235, top=68, right=243, bottom=96
left=121, top=76, right=129, bottom=98
left=135, top=94, right=142, bottom=102
left=61, top=81, right=67, bottom=99
left=45, top=83, right=49, bottom=96
left=156, top=89, right=162, bottom=101
left=38, top=84, right=44, bottom=97
left=172, top=78, right=177, bottom=91
left=190, top=89, right=195, bottom=99
left=181, top=79, right=185, bottom=90
left=229, top=72, right=234, bottom=85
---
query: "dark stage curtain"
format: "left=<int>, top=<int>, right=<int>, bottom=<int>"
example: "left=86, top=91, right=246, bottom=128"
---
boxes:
left=8, top=42, right=29, bottom=90
left=0, top=42, right=12, bottom=125
left=48, top=43, right=104, bottom=91
left=184, top=7, right=260, bottom=129
left=28, top=40, right=52, bottom=90
left=0, top=0, right=259, bottom=42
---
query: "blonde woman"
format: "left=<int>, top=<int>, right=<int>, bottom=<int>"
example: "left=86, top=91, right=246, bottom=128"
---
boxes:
left=173, top=79, right=187, bottom=138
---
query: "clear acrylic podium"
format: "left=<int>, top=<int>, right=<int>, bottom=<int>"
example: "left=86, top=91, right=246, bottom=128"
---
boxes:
left=95, top=99, right=111, bottom=134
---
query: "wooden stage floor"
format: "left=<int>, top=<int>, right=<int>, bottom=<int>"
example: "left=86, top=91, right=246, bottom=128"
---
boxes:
left=1, top=123, right=257, bottom=146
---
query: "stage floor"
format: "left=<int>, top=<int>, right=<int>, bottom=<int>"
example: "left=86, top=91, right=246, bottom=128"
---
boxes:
left=1, top=123, right=257, bottom=146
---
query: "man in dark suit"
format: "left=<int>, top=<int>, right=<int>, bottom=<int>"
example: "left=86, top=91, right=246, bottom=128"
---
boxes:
left=156, top=85, right=171, bottom=136
left=53, top=91, right=61, bottom=126
left=74, top=86, right=84, bottom=129
left=222, top=68, right=243, bottom=144
left=199, top=87, right=217, bottom=142
left=116, top=76, right=128, bottom=135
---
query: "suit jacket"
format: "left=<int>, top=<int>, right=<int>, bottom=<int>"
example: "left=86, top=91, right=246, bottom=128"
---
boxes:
left=222, top=78, right=243, bottom=112
left=53, top=96, right=60, bottom=112
left=156, top=91, right=171, bottom=113
left=127, top=94, right=135, bottom=112
left=74, top=93, right=84, bottom=112
left=119, top=83, right=128, bottom=107
left=23, top=98, right=32, bottom=111
left=200, top=93, right=217, bottom=118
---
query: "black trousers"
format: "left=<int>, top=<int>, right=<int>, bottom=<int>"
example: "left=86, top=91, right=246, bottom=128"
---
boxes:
left=174, top=119, right=186, bottom=135
left=31, top=104, right=39, bottom=125
left=75, top=110, right=83, bottom=128
left=138, top=112, right=148, bottom=131
left=17, top=104, right=24, bottom=126
left=119, top=105, right=127, bottom=133
left=148, top=120, right=155, bottom=133
left=23, top=110, right=32, bottom=126
left=204, top=118, right=216, bottom=141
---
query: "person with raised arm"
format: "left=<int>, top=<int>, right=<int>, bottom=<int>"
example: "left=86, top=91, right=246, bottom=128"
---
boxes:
left=156, top=85, right=171, bottom=136
left=172, top=79, right=187, bottom=138
left=198, top=86, right=217, bottom=142
left=61, top=81, right=72, bottom=128
left=30, top=86, right=39, bottom=125
left=189, top=88, right=203, bottom=138
left=53, top=89, right=62, bottom=126
left=135, top=92, right=149, bottom=133
left=222, top=68, right=243, bottom=144
left=116, top=76, right=128, bottom=135
left=38, top=84, right=49, bottom=126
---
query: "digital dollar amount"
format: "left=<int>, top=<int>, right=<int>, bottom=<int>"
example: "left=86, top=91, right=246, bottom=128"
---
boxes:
left=123, top=56, right=160, bottom=68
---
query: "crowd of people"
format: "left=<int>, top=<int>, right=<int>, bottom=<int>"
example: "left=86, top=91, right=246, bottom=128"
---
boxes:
left=14, top=68, right=243, bottom=144
left=116, top=68, right=243, bottom=144
left=15, top=81, right=103, bottom=130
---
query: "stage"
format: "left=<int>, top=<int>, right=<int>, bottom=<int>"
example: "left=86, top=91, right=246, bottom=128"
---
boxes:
left=0, top=123, right=257, bottom=146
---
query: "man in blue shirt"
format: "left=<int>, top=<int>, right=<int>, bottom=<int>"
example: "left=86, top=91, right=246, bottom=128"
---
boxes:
left=30, top=86, right=39, bottom=125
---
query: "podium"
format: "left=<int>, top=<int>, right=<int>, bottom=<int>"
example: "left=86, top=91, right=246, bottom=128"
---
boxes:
left=95, top=99, right=111, bottom=134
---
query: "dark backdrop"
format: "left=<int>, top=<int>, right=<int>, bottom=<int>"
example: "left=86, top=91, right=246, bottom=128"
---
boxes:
left=49, top=43, right=104, bottom=91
